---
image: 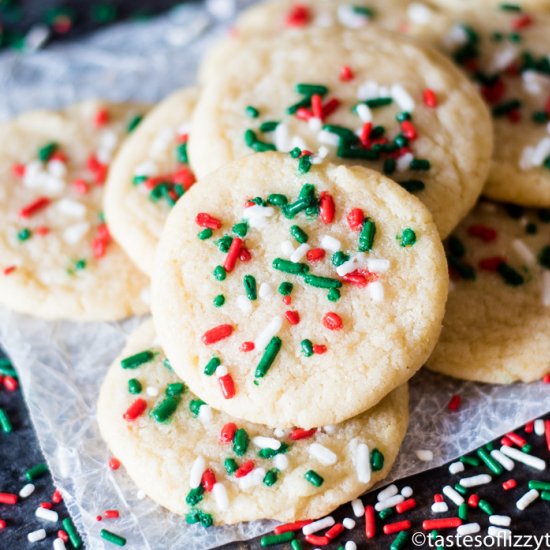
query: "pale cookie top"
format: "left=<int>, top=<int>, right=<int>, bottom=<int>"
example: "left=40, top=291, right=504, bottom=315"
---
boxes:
left=427, top=200, right=550, bottom=384
left=98, top=320, right=409, bottom=525
left=104, top=89, right=197, bottom=276
left=152, top=152, right=447, bottom=428
left=189, top=27, right=493, bottom=238
left=0, top=101, right=150, bottom=321
left=429, top=0, right=550, bottom=12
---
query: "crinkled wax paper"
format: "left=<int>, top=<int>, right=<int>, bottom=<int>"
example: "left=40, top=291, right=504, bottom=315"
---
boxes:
left=0, top=2, right=549, bottom=548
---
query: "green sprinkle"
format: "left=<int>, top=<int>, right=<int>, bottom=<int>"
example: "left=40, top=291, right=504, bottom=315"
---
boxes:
left=331, top=251, right=349, bottom=267
left=263, top=468, right=279, bottom=487
left=244, top=274, right=257, bottom=300
left=204, top=357, right=220, bottom=376
left=272, top=258, right=309, bottom=275
left=198, top=228, right=212, bottom=240
left=252, top=140, right=277, bottom=153
left=460, top=455, right=480, bottom=467
left=0, top=408, right=12, bottom=433
left=492, top=99, right=521, bottom=117
left=244, top=129, right=257, bottom=147
left=245, top=105, right=260, bottom=118
left=390, top=531, right=410, bottom=550
left=301, top=339, right=314, bottom=357
left=261, top=532, right=295, bottom=547
left=448, top=235, right=465, bottom=258
left=150, top=395, right=180, bottom=423
left=175, top=142, right=189, bottom=164
left=327, top=288, right=341, bottom=302
left=538, top=245, right=550, bottom=269
left=166, top=383, right=185, bottom=397
left=290, top=225, right=308, bottom=244
left=393, top=134, right=408, bottom=148
left=25, top=463, right=48, bottom=481
left=213, top=265, right=226, bottom=281
left=364, top=97, right=393, bottom=108
left=128, top=379, right=142, bottom=394
left=458, top=502, right=468, bottom=521
left=278, top=282, right=293, bottom=295
left=213, top=294, right=225, bottom=307
left=127, top=114, right=143, bottom=133
left=499, top=2, right=522, bottom=11
left=260, top=121, right=279, bottom=132
left=371, top=448, right=384, bottom=471
left=74, top=259, right=87, bottom=271
left=255, top=337, right=282, bottom=378
left=287, top=97, right=312, bottom=115
left=298, top=155, right=312, bottom=175
left=338, top=144, right=379, bottom=160
left=398, top=179, right=425, bottom=192
left=162, top=358, right=173, bottom=371
left=121, top=350, right=155, bottom=369
left=268, top=193, right=288, bottom=206
left=379, top=507, right=394, bottom=520
left=526, top=222, right=537, bottom=234
left=258, top=443, right=289, bottom=459
left=189, top=399, right=205, bottom=417
left=410, top=158, right=431, bottom=171
left=17, top=228, right=32, bottom=242
left=100, top=529, right=126, bottom=547
left=497, top=263, right=524, bottom=286
left=359, top=219, right=376, bottom=252
left=291, top=540, right=303, bottom=550
left=217, top=235, right=233, bottom=253
left=224, top=458, right=238, bottom=475
left=541, top=491, right=550, bottom=501
left=290, top=147, right=302, bottom=159
left=185, top=486, right=204, bottom=506
left=38, top=142, right=58, bottom=162
left=233, top=428, right=250, bottom=456
left=303, top=274, right=342, bottom=289
left=232, top=222, right=248, bottom=237
left=528, top=480, right=550, bottom=491
left=185, top=510, right=213, bottom=528
left=295, top=83, right=328, bottom=96
left=352, top=5, right=375, bottom=16
left=399, top=228, right=416, bottom=247
left=478, top=499, right=494, bottom=515
left=477, top=447, right=503, bottom=476
left=304, top=469, right=324, bottom=487
left=396, top=111, right=411, bottom=122
left=0, top=359, right=17, bottom=379
left=384, top=158, right=396, bottom=175
left=448, top=256, right=476, bottom=281
left=454, top=483, right=468, bottom=495
left=63, top=517, right=82, bottom=549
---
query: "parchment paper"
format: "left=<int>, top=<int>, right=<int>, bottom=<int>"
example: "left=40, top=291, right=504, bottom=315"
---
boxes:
left=0, top=2, right=549, bottom=548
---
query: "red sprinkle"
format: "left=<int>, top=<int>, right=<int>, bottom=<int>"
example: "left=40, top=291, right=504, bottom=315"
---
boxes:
left=512, top=13, right=533, bottom=30
left=201, top=469, right=216, bottom=492
left=96, top=515, right=103, bottom=522
left=240, top=341, right=255, bottom=352
left=19, top=197, right=51, bottom=218
left=322, top=98, right=341, bottom=118
left=506, top=431, right=527, bottom=448
left=11, top=163, right=26, bottom=178
left=340, top=65, right=354, bottom=82
left=347, top=208, right=364, bottom=231
left=360, top=122, right=373, bottom=146
left=468, top=224, right=497, bottom=242
left=73, top=178, right=89, bottom=194
left=481, top=78, right=506, bottom=104
left=218, top=374, right=236, bottom=399
left=545, top=420, right=550, bottom=451
left=103, top=510, right=119, bottom=519
left=543, top=374, right=550, bottom=384
left=502, top=479, right=517, bottom=491
left=3, top=266, right=16, bottom=276
left=234, top=460, right=254, bottom=478
left=224, top=237, right=242, bottom=273
left=479, top=256, right=506, bottom=272
left=202, top=324, right=234, bottom=345
left=94, top=108, right=110, bottom=127
left=423, top=88, right=438, bottom=108
left=282, top=295, right=292, bottom=306
left=384, top=520, right=412, bottom=535
left=285, top=310, right=300, bottom=325
left=468, top=494, right=479, bottom=508
left=285, top=3, right=311, bottom=27
left=92, top=223, right=112, bottom=260
left=525, top=421, right=534, bottom=434
left=325, top=523, right=344, bottom=540
left=307, top=248, right=326, bottom=262
left=365, top=505, right=376, bottom=539
left=173, top=167, right=196, bottom=190
left=3, top=376, right=18, bottom=392
left=57, top=530, right=69, bottom=543
left=400, top=120, right=417, bottom=140
left=109, top=458, right=121, bottom=470
left=311, top=94, right=323, bottom=120
left=239, top=247, right=252, bottom=263
left=290, top=428, right=316, bottom=440
left=447, top=394, right=461, bottom=412
left=0, top=493, right=17, bottom=505
left=0, top=519, right=6, bottom=529
left=312, top=344, right=327, bottom=355
left=501, top=436, right=513, bottom=447
left=40, top=502, right=53, bottom=509
left=396, top=498, right=417, bottom=514
left=220, top=423, right=237, bottom=443
left=52, top=490, right=63, bottom=504
left=273, top=520, right=312, bottom=535
left=319, top=192, right=335, bottom=224
left=305, top=534, right=329, bottom=546
left=342, top=269, right=377, bottom=287
left=323, top=312, right=343, bottom=330
left=196, top=213, right=222, bottom=230
left=123, top=398, right=147, bottom=421
left=422, top=518, right=462, bottom=530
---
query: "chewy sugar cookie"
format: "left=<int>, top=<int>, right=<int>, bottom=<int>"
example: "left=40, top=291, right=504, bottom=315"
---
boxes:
left=427, top=200, right=550, bottom=383
left=430, top=0, right=550, bottom=12
left=0, top=101, right=150, bottom=321
left=152, top=152, right=447, bottom=428
left=189, top=27, right=493, bottom=238
left=98, top=320, right=409, bottom=525
left=104, top=89, right=197, bottom=276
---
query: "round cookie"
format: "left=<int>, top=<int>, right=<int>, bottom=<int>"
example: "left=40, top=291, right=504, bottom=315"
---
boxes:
left=104, top=89, right=197, bottom=276
left=152, top=152, right=448, bottom=428
left=97, top=319, right=409, bottom=525
left=0, top=101, right=150, bottom=321
left=189, top=27, right=493, bottom=238
left=430, top=0, right=550, bottom=12
left=427, top=200, right=550, bottom=383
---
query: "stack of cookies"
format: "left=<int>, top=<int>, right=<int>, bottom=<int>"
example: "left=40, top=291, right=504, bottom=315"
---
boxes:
left=0, top=0, right=548, bottom=537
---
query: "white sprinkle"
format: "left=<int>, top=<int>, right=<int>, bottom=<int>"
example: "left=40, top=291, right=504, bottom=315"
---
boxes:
left=374, top=494, right=404, bottom=511
left=397, top=152, right=414, bottom=172
left=401, top=486, right=413, bottom=498
left=53, top=538, right=67, bottom=550
left=522, top=70, right=550, bottom=95
left=198, top=404, right=213, bottom=425
left=259, top=283, right=273, bottom=299
left=19, top=483, right=35, bottom=499
left=318, top=130, right=341, bottom=147
left=357, top=80, right=380, bottom=101
left=542, top=271, right=550, bottom=307
left=391, top=84, right=415, bottom=113
left=212, top=482, right=229, bottom=511
left=415, top=449, right=433, bottom=462
left=290, top=243, right=310, bottom=263
left=490, top=449, right=515, bottom=471
left=273, top=428, right=287, bottom=438
left=280, top=240, right=295, bottom=257
left=531, top=137, right=550, bottom=166
left=135, top=160, right=157, bottom=177
left=431, top=502, right=449, bottom=514
left=274, top=123, right=292, bottom=152
left=63, top=222, right=90, bottom=245
left=345, top=542, right=357, bottom=550
left=238, top=467, right=265, bottom=490
left=459, top=474, right=492, bottom=488
left=308, top=117, right=322, bottom=133
left=252, top=436, right=281, bottom=450
left=337, top=4, right=369, bottom=28
left=457, top=522, right=480, bottom=536
left=490, top=515, right=511, bottom=527
left=136, top=490, right=146, bottom=499
left=443, top=24, right=468, bottom=50
left=273, top=453, right=288, bottom=471
left=512, top=239, right=536, bottom=265
left=500, top=445, right=546, bottom=471
left=488, top=526, right=512, bottom=539
left=449, top=461, right=465, bottom=475
left=343, top=518, right=356, bottom=530
left=368, top=281, right=384, bottom=303
left=311, top=146, right=330, bottom=164
left=24, top=24, right=50, bottom=51
left=189, top=456, right=205, bottom=488
left=255, top=316, right=283, bottom=350
left=519, top=146, right=535, bottom=171
left=323, top=425, right=337, bottom=434
left=534, top=419, right=545, bottom=436
left=516, top=488, right=539, bottom=510
left=27, top=529, right=46, bottom=543
left=215, top=365, right=228, bottom=377
left=377, top=484, right=398, bottom=502
left=365, top=258, right=390, bottom=273
left=309, top=443, right=338, bottom=466
left=57, top=198, right=86, bottom=218
left=146, top=386, right=158, bottom=397
left=490, top=45, right=518, bottom=72
left=320, top=235, right=341, bottom=252
left=355, top=443, right=371, bottom=483
left=351, top=498, right=365, bottom=517
left=236, top=295, right=253, bottom=314
left=355, top=103, right=372, bottom=123
left=206, top=0, right=236, bottom=19
left=303, top=516, right=335, bottom=535
left=407, top=2, right=433, bottom=25
left=442, top=485, right=464, bottom=505
left=336, top=257, right=359, bottom=277
left=47, top=159, right=67, bottom=177
left=242, top=205, right=275, bottom=228
left=291, top=136, right=308, bottom=151
left=35, top=506, right=58, bottom=523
